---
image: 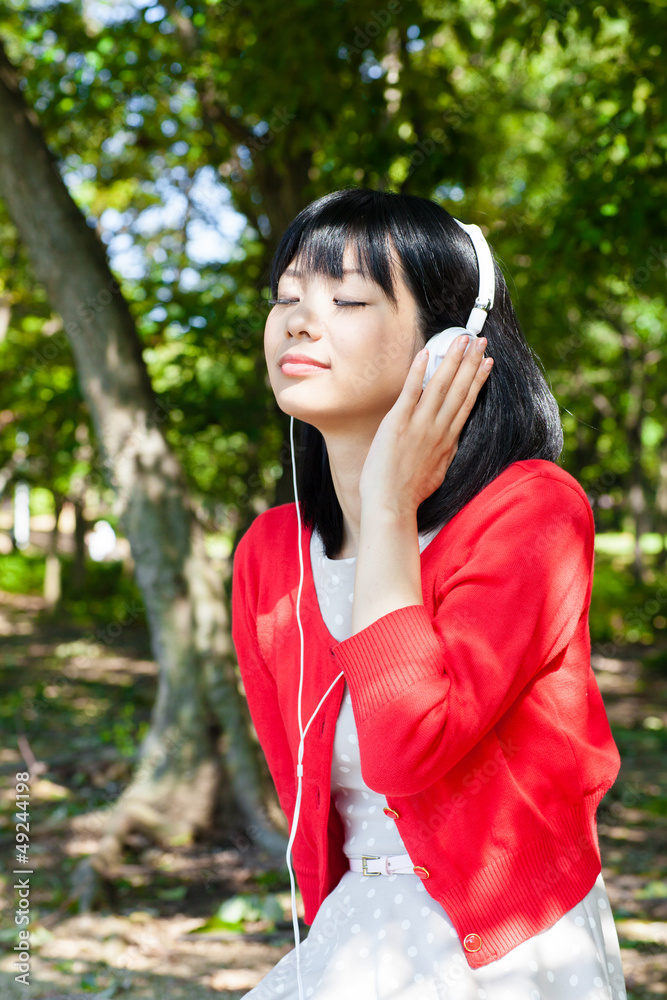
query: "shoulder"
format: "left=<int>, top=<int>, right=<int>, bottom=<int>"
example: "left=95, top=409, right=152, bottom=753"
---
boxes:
left=238, top=502, right=298, bottom=542
left=430, top=461, right=595, bottom=588
left=233, top=502, right=301, bottom=570
left=450, top=459, right=594, bottom=543
left=487, top=459, right=591, bottom=515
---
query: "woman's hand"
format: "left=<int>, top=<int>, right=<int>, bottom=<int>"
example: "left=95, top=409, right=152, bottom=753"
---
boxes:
left=358, top=334, right=494, bottom=515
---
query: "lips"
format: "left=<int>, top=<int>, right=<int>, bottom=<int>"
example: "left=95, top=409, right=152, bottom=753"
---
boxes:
left=279, top=354, right=330, bottom=369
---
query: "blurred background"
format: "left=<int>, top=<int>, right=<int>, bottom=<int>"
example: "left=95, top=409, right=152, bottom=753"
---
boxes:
left=0, top=0, right=665, bottom=996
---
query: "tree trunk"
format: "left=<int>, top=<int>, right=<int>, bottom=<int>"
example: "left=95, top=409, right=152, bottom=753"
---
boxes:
left=72, top=496, right=87, bottom=591
left=43, top=490, right=63, bottom=609
left=656, top=437, right=667, bottom=571
left=0, top=40, right=286, bottom=885
left=622, top=342, right=649, bottom=585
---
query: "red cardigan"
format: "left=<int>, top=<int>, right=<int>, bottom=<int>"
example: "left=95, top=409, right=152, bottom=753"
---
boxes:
left=231, top=458, right=620, bottom=969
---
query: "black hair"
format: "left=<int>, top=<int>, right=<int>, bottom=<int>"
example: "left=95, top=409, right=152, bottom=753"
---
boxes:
left=267, top=188, right=563, bottom=559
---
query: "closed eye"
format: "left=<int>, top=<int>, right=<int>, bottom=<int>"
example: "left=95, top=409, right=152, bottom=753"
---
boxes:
left=268, top=298, right=367, bottom=307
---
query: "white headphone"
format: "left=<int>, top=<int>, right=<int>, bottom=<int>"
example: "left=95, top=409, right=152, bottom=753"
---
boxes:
left=421, top=219, right=495, bottom=389
left=282, top=218, right=495, bottom=1000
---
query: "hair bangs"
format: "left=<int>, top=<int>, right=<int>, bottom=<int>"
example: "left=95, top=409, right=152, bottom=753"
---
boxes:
left=269, top=191, right=403, bottom=308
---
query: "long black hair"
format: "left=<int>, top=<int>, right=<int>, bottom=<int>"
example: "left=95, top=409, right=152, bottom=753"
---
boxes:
left=267, top=188, right=563, bottom=559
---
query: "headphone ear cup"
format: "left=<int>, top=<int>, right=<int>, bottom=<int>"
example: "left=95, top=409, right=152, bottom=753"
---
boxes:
left=421, top=328, right=476, bottom=389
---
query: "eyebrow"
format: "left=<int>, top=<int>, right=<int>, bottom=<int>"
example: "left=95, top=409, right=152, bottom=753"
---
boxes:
left=281, top=268, right=366, bottom=279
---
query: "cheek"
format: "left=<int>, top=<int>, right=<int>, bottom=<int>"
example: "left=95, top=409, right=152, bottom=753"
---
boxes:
left=263, top=318, right=279, bottom=355
left=339, top=318, right=390, bottom=360
left=345, top=345, right=412, bottom=400
left=353, top=326, right=411, bottom=381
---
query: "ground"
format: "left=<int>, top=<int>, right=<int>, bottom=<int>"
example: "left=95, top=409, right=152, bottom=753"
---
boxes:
left=0, top=588, right=665, bottom=998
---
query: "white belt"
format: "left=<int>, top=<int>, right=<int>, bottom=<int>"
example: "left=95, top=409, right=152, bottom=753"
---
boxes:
left=348, top=853, right=416, bottom=876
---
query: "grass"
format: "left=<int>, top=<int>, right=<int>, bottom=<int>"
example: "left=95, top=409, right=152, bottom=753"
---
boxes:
left=0, top=535, right=666, bottom=996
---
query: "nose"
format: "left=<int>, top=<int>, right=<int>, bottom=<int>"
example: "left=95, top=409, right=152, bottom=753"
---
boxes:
left=285, top=297, right=324, bottom=340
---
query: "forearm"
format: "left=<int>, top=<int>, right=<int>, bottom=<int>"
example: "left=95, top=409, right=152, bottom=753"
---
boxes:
left=351, top=505, right=423, bottom=636
left=332, top=481, right=595, bottom=797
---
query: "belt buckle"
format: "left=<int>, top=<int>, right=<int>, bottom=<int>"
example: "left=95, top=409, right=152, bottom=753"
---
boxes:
left=361, top=854, right=381, bottom=876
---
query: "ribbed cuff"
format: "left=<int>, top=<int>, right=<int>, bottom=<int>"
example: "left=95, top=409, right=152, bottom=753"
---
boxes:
left=296, top=868, right=321, bottom=925
left=330, top=604, right=445, bottom=720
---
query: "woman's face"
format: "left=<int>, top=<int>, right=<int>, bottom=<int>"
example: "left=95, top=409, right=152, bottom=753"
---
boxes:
left=264, top=240, right=422, bottom=435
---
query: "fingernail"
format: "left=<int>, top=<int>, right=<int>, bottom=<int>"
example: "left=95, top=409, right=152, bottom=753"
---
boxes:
left=483, top=358, right=494, bottom=370
left=475, top=338, right=487, bottom=353
left=457, top=336, right=468, bottom=350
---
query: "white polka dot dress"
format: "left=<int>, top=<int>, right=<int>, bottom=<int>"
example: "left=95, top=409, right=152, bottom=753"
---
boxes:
left=241, top=526, right=627, bottom=999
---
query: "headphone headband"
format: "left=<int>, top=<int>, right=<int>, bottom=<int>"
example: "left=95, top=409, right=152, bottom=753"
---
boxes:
left=453, top=219, right=495, bottom=335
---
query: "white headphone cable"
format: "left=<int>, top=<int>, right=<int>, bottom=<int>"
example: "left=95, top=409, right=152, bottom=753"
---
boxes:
left=286, top=413, right=344, bottom=1000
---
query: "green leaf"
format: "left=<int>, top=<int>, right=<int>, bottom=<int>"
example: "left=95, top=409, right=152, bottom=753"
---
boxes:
left=636, top=880, right=667, bottom=900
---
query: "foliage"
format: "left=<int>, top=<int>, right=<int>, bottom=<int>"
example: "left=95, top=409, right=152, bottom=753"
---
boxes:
left=0, top=549, right=147, bottom=626
left=0, top=0, right=664, bottom=549
left=192, top=892, right=286, bottom=934
left=590, top=554, right=667, bottom=649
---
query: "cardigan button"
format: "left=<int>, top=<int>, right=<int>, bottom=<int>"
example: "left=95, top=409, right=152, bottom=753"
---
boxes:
left=412, top=866, right=430, bottom=879
left=463, top=932, right=482, bottom=953
left=383, top=807, right=400, bottom=819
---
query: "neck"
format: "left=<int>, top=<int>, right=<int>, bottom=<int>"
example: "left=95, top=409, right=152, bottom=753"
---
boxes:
left=319, top=423, right=379, bottom=558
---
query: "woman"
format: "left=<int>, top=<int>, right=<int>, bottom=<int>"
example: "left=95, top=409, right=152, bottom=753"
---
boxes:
left=231, top=188, right=627, bottom=999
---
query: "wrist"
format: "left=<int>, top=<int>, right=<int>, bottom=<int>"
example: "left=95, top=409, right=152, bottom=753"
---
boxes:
left=360, top=500, right=418, bottom=529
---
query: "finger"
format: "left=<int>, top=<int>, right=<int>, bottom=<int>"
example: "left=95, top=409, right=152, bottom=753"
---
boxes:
left=416, top=335, right=469, bottom=407
left=462, top=335, right=489, bottom=366
left=449, top=336, right=489, bottom=395
left=450, top=337, right=490, bottom=402
left=440, top=353, right=494, bottom=439
left=425, top=336, right=485, bottom=413
left=399, top=346, right=430, bottom=404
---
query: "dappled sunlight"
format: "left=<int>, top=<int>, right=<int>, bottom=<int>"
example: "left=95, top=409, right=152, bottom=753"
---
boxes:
left=0, top=911, right=283, bottom=998
left=2, top=561, right=666, bottom=997
left=0, top=588, right=39, bottom=636
left=0, top=587, right=291, bottom=995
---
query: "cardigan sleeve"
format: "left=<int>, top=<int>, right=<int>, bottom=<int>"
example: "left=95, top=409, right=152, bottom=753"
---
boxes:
left=231, top=527, right=319, bottom=885
left=330, top=475, right=595, bottom=797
